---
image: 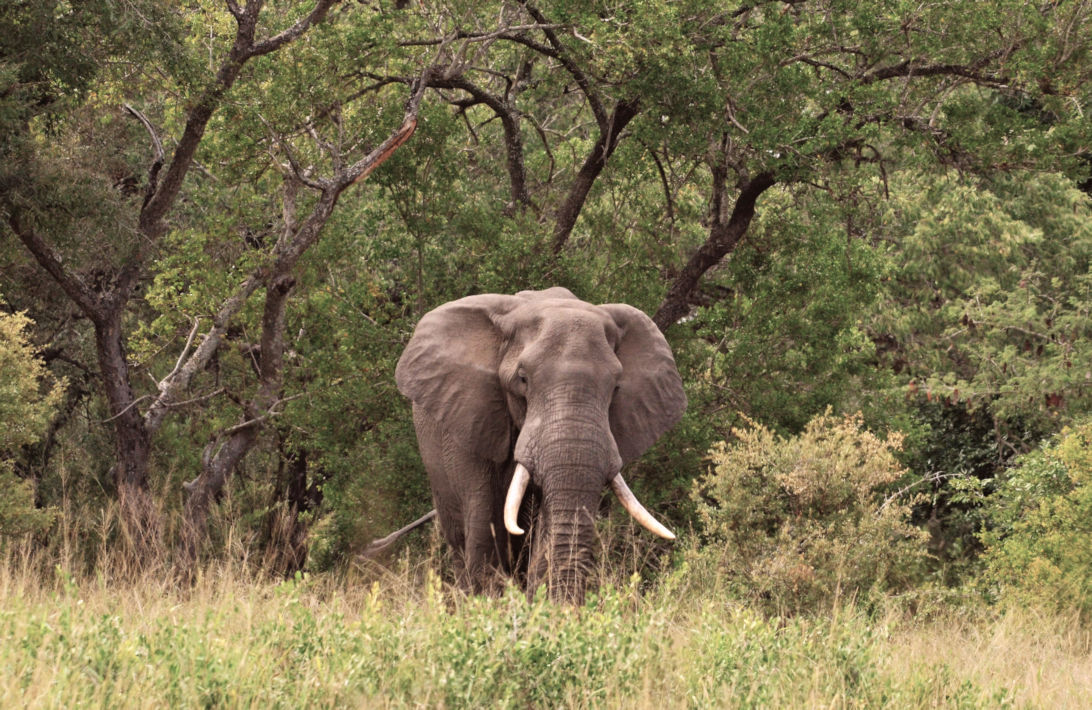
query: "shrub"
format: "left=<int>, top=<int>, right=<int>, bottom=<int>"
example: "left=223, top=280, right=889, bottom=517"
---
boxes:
left=0, top=308, right=62, bottom=538
left=979, top=421, right=1092, bottom=616
left=690, top=411, right=929, bottom=613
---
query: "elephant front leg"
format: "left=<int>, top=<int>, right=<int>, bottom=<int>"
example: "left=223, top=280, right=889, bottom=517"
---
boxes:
left=413, top=406, right=511, bottom=593
left=461, top=460, right=520, bottom=594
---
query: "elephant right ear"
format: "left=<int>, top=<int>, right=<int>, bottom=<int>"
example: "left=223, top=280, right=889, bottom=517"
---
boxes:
left=395, top=294, right=519, bottom=463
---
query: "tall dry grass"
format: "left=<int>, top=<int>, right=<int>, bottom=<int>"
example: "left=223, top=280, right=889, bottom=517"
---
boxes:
left=3, top=508, right=1091, bottom=708
left=883, top=604, right=1092, bottom=709
left=11, top=400, right=1092, bottom=709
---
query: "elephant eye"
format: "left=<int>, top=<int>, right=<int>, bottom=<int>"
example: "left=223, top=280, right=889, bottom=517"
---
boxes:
left=517, top=370, right=528, bottom=385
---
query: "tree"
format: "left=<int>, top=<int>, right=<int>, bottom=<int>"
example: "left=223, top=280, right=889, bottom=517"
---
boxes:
left=1, top=0, right=429, bottom=557
left=648, top=0, right=1092, bottom=329
left=874, top=172, right=1092, bottom=428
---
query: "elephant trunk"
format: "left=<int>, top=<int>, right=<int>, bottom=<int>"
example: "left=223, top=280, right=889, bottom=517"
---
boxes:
left=510, top=391, right=674, bottom=603
left=522, top=422, right=612, bottom=603
left=528, top=479, right=601, bottom=604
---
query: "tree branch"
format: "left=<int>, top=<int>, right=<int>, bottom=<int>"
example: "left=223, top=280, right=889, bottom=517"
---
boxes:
left=860, top=50, right=1012, bottom=87
left=344, top=66, right=434, bottom=186
left=144, top=274, right=264, bottom=434
left=516, top=1, right=608, bottom=128
left=147, top=70, right=429, bottom=435
left=358, top=510, right=437, bottom=560
left=141, top=1, right=344, bottom=237
left=551, top=97, right=641, bottom=253
left=394, top=71, right=533, bottom=210
left=123, top=103, right=165, bottom=209
left=653, top=169, right=777, bottom=331
left=6, top=211, right=103, bottom=322
left=248, top=0, right=341, bottom=58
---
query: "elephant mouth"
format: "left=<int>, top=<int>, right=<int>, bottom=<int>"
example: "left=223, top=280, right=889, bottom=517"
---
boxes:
left=503, top=462, right=675, bottom=540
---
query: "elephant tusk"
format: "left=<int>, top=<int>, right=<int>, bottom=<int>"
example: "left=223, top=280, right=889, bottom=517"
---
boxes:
left=504, top=463, right=532, bottom=535
left=610, top=474, right=676, bottom=540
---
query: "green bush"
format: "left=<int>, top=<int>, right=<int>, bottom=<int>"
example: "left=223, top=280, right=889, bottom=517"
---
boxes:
left=690, top=411, right=929, bottom=613
left=0, top=308, right=62, bottom=538
left=980, top=422, right=1092, bottom=616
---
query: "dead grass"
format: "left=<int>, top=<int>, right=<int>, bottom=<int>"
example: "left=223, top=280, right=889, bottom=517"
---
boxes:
left=3, top=521, right=1091, bottom=708
left=884, top=605, right=1092, bottom=709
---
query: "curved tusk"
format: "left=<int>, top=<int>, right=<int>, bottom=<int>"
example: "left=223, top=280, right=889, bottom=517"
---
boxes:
left=504, top=463, right=532, bottom=535
left=610, top=474, right=676, bottom=540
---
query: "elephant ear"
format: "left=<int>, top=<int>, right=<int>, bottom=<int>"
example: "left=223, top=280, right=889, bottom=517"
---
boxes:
left=601, top=304, right=687, bottom=466
left=396, top=294, right=519, bottom=463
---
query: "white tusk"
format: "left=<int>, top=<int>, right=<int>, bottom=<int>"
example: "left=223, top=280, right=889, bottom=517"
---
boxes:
left=610, top=474, right=676, bottom=540
left=504, top=463, right=532, bottom=535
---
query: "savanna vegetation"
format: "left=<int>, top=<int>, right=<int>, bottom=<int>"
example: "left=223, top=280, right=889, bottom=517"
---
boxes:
left=3, top=1, right=1092, bottom=706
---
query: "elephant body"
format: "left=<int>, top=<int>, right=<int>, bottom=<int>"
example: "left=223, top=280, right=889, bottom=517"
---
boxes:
left=396, top=288, right=686, bottom=602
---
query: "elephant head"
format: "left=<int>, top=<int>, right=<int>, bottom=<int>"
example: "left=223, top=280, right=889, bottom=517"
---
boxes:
left=395, top=287, right=686, bottom=602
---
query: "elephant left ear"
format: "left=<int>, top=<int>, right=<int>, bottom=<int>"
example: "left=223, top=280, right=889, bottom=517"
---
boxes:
left=600, top=304, right=687, bottom=466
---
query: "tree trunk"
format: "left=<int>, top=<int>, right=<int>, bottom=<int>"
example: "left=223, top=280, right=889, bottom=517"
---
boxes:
left=94, top=306, right=159, bottom=550
left=179, top=273, right=295, bottom=568
left=264, top=443, right=317, bottom=574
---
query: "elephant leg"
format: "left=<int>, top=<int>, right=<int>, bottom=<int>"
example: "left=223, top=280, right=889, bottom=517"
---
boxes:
left=412, top=406, right=509, bottom=593
left=462, top=486, right=507, bottom=593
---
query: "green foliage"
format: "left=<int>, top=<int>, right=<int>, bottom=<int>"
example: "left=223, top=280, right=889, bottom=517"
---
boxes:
left=980, top=422, right=1092, bottom=616
left=864, top=171, right=1092, bottom=581
left=874, top=172, right=1092, bottom=427
left=691, top=411, right=929, bottom=613
left=0, top=307, right=62, bottom=537
left=0, top=463, right=55, bottom=540
left=695, top=185, right=890, bottom=433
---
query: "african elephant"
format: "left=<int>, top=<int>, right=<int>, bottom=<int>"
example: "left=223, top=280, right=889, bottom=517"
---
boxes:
left=395, top=287, right=686, bottom=603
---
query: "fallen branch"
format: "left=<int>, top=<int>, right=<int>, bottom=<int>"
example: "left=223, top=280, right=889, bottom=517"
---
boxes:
left=357, top=510, right=438, bottom=561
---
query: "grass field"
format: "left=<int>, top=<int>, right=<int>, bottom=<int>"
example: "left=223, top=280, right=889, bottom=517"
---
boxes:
left=2, top=545, right=1091, bottom=710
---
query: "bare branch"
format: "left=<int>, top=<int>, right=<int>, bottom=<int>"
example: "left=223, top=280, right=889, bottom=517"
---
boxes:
left=256, top=112, right=329, bottom=192
left=123, top=103, right=165, bottom=207
left=397, top=71, right=533, bottom=210
left=165, top=387, right=226, bottom=410
left=343, top=66, right=434, bottom=186
left=642, top=141, right=675, bottom=222
left=161, top=317, right=201, bottom=388
left=357, top=510, right=438, bottom=561
left=516, top=1, right=608, bottom=128
left=280, top=172, right=300, bottom=244
left=97, top=395, right=154, bottom=423
left=860, top=48, right=1014, bottom=87
left=248, top=0, right=342, bottom=58
left=143, top=273, right=264, bottom=434
left=525, top=113, right=557, bottom=183
left=397, top=24, right=563, bottom=49
left=142, top=1, right=343, bottom=237
left=306, top=122, right=342, bottom=173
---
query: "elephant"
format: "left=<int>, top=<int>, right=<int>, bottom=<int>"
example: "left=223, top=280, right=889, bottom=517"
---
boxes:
left=395, top=287, right=686, bottom=603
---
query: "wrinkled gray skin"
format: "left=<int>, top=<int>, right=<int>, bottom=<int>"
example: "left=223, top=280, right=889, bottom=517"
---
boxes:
left=396, top=287, right=686, bottom=603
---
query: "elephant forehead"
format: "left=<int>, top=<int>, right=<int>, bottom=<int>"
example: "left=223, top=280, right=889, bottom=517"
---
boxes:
left=501, top=299, right=619, bottom=341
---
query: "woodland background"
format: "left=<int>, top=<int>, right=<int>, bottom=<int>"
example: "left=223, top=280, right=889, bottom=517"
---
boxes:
left=3, top=1, right=1092, bottom=705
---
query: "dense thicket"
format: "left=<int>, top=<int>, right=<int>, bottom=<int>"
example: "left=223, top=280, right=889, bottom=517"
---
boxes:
left=3, top=1, right=1092, bottom=607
